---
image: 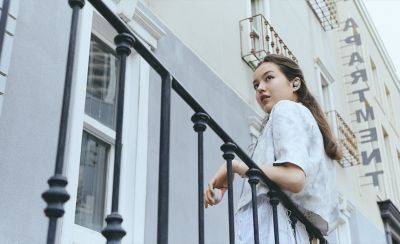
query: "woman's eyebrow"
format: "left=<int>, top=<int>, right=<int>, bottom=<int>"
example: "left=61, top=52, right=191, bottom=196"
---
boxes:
left=253, top=71, right=274, bottom=83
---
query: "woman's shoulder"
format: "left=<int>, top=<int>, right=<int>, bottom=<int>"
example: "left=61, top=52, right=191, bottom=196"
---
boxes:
left=271, top=100, right=314, bottom=122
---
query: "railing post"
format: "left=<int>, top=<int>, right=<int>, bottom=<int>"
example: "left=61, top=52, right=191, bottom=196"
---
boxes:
left=41, top=1, right=84, bottom=244
left=191, top=112, right=210, bottom=244
left=246, top=168, right=262, bottom=244
left=289, top=212, right=298, bottom=240
left=268, top=188, right=280, bottom=244
left=101, top=32, right=135, bottom=244
left=220, top=142, right=237, bottom=244
left=157, top=73, right=172, bottom=244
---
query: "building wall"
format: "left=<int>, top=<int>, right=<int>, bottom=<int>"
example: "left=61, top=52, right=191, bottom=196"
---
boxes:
left=145, top=0, right=258, bottom=111
left=0, top=0, right=72, bottom=243
left=140, top=4, right=256, bottom=243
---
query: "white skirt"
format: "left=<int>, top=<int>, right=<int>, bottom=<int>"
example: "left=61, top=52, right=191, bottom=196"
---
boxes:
left=235, top=194, right=310, bottom=244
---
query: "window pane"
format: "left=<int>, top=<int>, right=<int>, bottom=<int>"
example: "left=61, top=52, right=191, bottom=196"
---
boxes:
left=85, top=35, right=119, bottom=129
left=75, top=131, right=109, bottom=232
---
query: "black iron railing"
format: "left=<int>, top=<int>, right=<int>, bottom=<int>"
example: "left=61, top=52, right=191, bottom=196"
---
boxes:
left=42, top=1, right=328, bottom=243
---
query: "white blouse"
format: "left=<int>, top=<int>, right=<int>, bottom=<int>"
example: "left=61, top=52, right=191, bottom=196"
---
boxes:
left=236, top=100, right=340, bottom=235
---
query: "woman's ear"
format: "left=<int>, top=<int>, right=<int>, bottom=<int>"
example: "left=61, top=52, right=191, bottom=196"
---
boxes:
left=291, top=78, right=301, bottom=91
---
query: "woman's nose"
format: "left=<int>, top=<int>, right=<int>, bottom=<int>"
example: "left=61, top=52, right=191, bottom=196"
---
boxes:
left=256, top=81, right=267, bottom=92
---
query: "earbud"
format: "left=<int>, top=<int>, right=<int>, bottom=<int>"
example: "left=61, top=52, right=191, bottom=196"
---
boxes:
left=292, top=78, right=300, bottom=89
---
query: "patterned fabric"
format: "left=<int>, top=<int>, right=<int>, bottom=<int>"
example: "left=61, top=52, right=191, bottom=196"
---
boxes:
left=235, top=100, right=340, bottom=240
left=235, top=194, right=310, bottom=244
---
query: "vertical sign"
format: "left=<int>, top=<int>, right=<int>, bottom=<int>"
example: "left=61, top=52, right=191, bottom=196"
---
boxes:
left=339, top=11, right=383, bottom=187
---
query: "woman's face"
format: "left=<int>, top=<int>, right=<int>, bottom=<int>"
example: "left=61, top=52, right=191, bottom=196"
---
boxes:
left=253, top=62, right=298, bottom=113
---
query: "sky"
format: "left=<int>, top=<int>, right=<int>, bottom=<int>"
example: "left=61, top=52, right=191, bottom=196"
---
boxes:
left=362, top=0, right=400, bottom=79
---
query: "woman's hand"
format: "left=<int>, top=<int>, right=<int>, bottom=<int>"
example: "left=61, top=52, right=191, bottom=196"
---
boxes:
left=204, top=160, right=248, bottom=208
left=204, top=161, right=229, bottom=208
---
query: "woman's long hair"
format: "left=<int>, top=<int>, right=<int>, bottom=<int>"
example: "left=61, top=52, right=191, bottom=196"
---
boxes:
left=256, top=54, right=343, bottom=160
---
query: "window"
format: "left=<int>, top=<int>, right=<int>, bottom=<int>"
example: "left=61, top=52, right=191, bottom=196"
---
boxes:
left=63, top=6, right=154, bottom=244
left=74, top=34, right=119, bottom=232
left=250, top=0, right=264, bottom=17
left=85, top=35, right=119, bottom=129
left=321, top=74, right=332, bottom=112
left=249, top=0, right=264, bottom=57
left=75, top=131, right=109, bottom=231
left=315, top=59, right=334, bottom=114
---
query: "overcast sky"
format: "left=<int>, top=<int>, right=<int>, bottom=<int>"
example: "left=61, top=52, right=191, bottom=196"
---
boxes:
left=362, top=0, right=400, bottom=79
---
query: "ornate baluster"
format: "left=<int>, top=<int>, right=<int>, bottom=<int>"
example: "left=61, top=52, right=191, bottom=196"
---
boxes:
left=268, top=188, right=280, bottom=244
left=278, top=39, right=283, bottom=54
left=41, top=1, right=84, bottom=243
left=191, top=112, right=210, bottom=244
left=221, top=142, right=237, bottom=244
left=101, top=32, right=135, bottom=244
left=249, top=17, right=256, bottom=54
left=246, top=168, right=262, bottom=244
left=269, top=26, right=275, bottom=55
left=265, top=22, right=270, bottom=55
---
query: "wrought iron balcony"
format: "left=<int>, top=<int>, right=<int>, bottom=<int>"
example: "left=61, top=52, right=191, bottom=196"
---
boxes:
left=306, top=0, right=339, bottom=31
left=326, top=110, right=360, bottom=167
left=239, top=14, right=298, bottom=70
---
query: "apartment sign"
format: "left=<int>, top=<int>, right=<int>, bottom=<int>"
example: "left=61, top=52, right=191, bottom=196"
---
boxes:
left=340, top=17, right=383, bottom=187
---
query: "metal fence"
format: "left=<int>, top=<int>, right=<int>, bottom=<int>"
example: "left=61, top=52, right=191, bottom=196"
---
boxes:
left=41, top=1, right=327, bottom=243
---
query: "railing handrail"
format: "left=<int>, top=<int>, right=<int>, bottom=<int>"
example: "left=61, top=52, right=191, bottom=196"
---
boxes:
left=87, top=0, right=326, bottom=241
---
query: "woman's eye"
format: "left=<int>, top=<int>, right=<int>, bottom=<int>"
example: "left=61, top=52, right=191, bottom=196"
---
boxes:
left=266, top=75, right=274, bottom=80
left=253, top=83, right=259, bottom=90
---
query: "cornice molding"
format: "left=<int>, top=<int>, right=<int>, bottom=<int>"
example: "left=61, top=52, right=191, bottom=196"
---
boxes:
left=115, top=0, right=166, bottom=50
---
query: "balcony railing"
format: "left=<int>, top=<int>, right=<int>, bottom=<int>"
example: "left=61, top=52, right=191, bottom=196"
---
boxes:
left=41, top=1, right=328, bottom=243
left=306, top=0, right=339, bottom=31
left=326, top=110, right=360, bottom=167
left=239, top=14, right=298, bottom=70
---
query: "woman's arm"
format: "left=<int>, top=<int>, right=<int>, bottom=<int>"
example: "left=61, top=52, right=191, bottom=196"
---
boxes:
left=234, top=161, right=305, bottom=193
left=205, top=160, right=305, bottom=208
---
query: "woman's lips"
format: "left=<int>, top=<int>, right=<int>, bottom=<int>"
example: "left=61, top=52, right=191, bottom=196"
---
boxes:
left=260, top=94, right=271, bottom=104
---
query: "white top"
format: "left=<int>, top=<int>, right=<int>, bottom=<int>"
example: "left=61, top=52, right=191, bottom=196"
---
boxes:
left=236, top=100, right=340, bottom=235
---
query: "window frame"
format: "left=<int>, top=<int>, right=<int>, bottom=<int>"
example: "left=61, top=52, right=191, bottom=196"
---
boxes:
left=59, top=5, right=151, bottom=244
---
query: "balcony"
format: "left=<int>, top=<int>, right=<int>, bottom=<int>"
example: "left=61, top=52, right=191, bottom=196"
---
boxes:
left=306, top=0, right=339, bottom=31
left=326, top=110, right=361, bottom=167
left=239, top=14, right=297, bottom=70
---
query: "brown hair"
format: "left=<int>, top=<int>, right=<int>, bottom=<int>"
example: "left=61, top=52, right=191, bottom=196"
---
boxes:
left=256, top=54, right=343, bottom=160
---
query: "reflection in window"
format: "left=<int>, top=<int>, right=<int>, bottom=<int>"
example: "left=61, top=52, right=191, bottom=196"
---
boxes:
left=85, top=35, right=119, bottom=129
left=75, top=131, right=109, bottom=232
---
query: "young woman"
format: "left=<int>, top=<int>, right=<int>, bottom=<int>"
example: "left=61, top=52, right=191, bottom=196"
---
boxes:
left=204, top=54, right=342, bottom=243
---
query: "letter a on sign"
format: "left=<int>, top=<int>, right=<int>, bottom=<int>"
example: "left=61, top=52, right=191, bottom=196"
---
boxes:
left=349, top=52, right=364, bottom=66
left=343, top=18, right=359, bottom=32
